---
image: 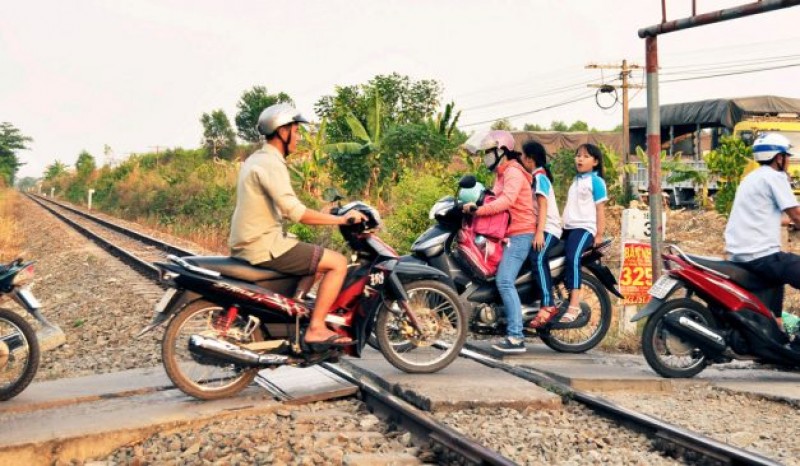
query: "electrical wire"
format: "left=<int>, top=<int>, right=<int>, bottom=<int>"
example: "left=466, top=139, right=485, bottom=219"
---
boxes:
left=460, top=92, right=596, bottom=128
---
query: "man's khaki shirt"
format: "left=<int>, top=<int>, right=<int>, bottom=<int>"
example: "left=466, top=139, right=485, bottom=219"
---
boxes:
left=228, top=144, right=307, bottom=264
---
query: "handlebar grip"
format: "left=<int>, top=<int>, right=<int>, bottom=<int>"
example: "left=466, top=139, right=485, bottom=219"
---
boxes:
left=346, top=216, right=357, bottom=225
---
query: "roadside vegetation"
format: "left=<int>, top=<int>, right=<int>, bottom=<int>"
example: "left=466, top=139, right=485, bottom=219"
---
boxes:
left=9, top=73, right=758, bottom=351
left=0, top=187, right=21, bottom=261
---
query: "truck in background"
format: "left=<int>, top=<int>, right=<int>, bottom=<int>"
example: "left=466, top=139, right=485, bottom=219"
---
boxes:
left=629, top=96, right=800, bottom=207
left=734, top=115, right=800, bottom=193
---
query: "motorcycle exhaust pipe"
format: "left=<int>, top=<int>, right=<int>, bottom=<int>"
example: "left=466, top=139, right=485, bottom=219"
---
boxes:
left=663, top=313, right=727, bottom=353
left=188, top=335, right=289, bottom=367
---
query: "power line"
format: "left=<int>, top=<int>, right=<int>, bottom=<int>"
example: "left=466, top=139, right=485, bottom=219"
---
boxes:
left=662, top=62, right=800, bottom=83
left=460, top=93, right=595, bottom=128
left=461, top=76, right=607, bottom=111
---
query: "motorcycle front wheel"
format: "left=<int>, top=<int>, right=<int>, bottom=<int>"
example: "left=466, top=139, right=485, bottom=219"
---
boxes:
left=0, top=308, right=40, bottom=401
left=539, top=273, right=612, bottom=353
left=642, top=298, right=712, bottom=378
left=375, top=280, right=467, bottom=373
left=162, top=300, right=263, bottom=400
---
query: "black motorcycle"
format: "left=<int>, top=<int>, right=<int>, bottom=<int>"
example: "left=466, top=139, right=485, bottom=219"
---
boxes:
left=140, top=200, right=468, bottom=400
left=0, top=258, right=65, bottom=400
left=407, top=175, right=623, bottom=353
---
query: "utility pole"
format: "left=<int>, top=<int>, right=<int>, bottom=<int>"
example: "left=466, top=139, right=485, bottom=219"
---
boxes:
left=586, top=61, right=644, bottom=197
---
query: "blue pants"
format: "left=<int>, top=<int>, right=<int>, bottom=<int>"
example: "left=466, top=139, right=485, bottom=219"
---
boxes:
left=528, top=232, right=560, bottom=307
left=496, top=233, right=533, bottom=340
left=563, top=228, right=594, bottom=291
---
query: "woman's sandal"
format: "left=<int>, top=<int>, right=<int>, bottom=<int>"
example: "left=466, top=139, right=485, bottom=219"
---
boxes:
left=529, top=306, right=558, bottom=329
left=559, top=306, right=582, bottom=323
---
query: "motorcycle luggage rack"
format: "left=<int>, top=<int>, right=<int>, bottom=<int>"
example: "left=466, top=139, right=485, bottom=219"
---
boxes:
left=664, top=244, right=730, bottom=280
left=167, top=254, right=221, bottom=278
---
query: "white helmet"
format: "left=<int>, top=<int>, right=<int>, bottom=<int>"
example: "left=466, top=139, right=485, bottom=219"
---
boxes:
left=753, top=132, right=794, bottom=162
left=257, top=103, right=310, bottom=137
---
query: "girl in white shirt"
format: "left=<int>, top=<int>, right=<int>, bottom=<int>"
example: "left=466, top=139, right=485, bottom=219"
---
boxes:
left=560, top=144, right=607, bottom=323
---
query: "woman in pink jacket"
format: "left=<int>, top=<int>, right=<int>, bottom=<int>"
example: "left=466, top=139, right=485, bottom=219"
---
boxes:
left=462, top=130, right=535, bottom=353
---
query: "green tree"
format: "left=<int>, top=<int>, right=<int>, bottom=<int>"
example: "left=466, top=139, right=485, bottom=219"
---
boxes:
left=549, top=120, right=568, bottom=132
left=568, top=120, right=589, bottom=132
left=0, top=122, right=33, bottom=186
left=523, top=123, right=545, bottom=131
left=16, top=176, right=37, bottom=191
left=705, top=136, right=751, bottom=215
left=75, top=150, right=96, bottom=179
left=490, top=118, right=515, bottom=131
left=292, top=119, right=330, bottom=196
left=234, top=86, right=294, bottom=143
left=315, top=73, right=441, bottom=143
left=200, top=110, right=237, bottom=159
left=44, top=160, right=68, bottom=181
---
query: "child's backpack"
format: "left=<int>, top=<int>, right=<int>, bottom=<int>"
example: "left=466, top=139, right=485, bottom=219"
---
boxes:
left=455, top=218, right=505, bottom=280
left=471, top=193, right=510, bottom=240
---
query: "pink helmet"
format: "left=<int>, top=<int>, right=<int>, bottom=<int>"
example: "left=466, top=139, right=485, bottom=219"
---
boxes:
left=463, top=130, right=515, bottom=155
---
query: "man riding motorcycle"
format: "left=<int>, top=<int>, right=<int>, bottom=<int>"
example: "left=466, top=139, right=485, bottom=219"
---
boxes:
left=228, top=103, right=366, bottom=350
left=724, top=132, right=800, bottom=348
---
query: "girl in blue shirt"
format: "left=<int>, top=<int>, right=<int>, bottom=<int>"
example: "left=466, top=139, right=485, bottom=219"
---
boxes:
left=559, top=144, right=607, bottom=323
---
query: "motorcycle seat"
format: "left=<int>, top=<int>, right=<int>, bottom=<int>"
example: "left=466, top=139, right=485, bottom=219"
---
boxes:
left=687, top=255, right=771, bottom=291
left=184, top=256, right=294, bottom=282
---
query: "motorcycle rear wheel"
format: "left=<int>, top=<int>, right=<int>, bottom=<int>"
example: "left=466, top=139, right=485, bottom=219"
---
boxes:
left=162, top=300, right=263, bottom=400
left=0, top=308, right=40, bottom=401
left=375, top=280, right=467, bottom=373
left=642, top=298, right=713, bottom=378
left=539, top=273, right=612, bottom=353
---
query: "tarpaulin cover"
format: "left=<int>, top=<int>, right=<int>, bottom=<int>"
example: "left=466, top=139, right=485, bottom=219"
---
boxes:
left=512, top=131, right=623, bottom=157
left=629, top=95, right=800, bottom=130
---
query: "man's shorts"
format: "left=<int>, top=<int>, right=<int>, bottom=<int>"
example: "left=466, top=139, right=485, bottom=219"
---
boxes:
left=255, top=242, right=323, bottom=276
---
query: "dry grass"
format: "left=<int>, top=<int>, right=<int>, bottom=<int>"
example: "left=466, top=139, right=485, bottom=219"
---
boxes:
left=0, top=189, right=22, bottom=261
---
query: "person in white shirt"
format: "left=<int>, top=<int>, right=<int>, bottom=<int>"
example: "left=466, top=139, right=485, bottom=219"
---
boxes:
left=560, top=144, right=608, bottom=323
left=725, top=132, right=800, bottom=340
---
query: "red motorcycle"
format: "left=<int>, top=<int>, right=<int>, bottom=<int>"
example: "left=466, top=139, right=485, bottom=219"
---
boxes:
left=632, top=244, right=800, bottom=378
left=140, top=201, right=468, bottom=400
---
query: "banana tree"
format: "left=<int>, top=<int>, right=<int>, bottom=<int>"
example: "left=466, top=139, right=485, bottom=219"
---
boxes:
left=290, top=118, right=330, bottom=197
left=324, top=91, right=386, bottom=199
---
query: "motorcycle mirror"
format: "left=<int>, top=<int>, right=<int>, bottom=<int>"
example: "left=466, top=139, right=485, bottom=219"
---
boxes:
left=322, top=187, right=344, bottom=203
left=458, top=175, right=477, bottom=189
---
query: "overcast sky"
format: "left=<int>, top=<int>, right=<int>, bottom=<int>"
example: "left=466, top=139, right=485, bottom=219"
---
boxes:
left=2, top=0, right=799, bottom=178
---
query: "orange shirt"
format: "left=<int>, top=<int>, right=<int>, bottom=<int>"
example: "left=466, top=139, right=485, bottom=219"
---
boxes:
left=475, top=161, right=536, bottom=237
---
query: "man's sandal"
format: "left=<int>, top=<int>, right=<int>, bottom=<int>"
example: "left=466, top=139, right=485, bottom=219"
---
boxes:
left=529, top=306, right=558, bottom=329
left=305, top=334, right=355, bottom=352
left=559, top=306, right=582, bottom=323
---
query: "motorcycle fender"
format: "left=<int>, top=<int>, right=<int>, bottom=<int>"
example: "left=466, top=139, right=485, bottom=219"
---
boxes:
left=630, top=298, right=666, bottom=322
left=394, top=256, right=456, bottom=289
left=585, top=262, right=624, bottom=299
left=135, top=289, right=201, bottom=338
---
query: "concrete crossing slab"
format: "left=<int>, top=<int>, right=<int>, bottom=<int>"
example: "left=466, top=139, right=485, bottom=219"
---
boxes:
left=343, top=346, right=561, bottom=413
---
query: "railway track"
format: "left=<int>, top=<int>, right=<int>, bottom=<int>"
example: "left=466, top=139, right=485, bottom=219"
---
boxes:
left=26, top=193, right=515, bottom=465
left=27, top=194, right=788, bottom=465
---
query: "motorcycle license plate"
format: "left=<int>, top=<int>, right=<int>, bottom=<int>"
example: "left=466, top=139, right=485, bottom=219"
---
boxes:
left=16, top=288, right=42, bottom=310
left=648, top=276, right=678, bottom=299
left=154, top=288, right=177, bottom=314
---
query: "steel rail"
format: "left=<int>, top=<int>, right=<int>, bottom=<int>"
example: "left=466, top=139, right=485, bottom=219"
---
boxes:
left=29, top=195, right=195, bottom=258
left=27, top=194, right=163, bottom=281
left=323, top=360, right=516, bottom=466
left=458, top=345, right=782, bottom=466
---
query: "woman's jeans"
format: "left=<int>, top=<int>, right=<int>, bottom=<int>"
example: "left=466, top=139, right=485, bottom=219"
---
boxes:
left=528, top=232, right=561, bottom=307
left=496, top=233, right=534, bottom=340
